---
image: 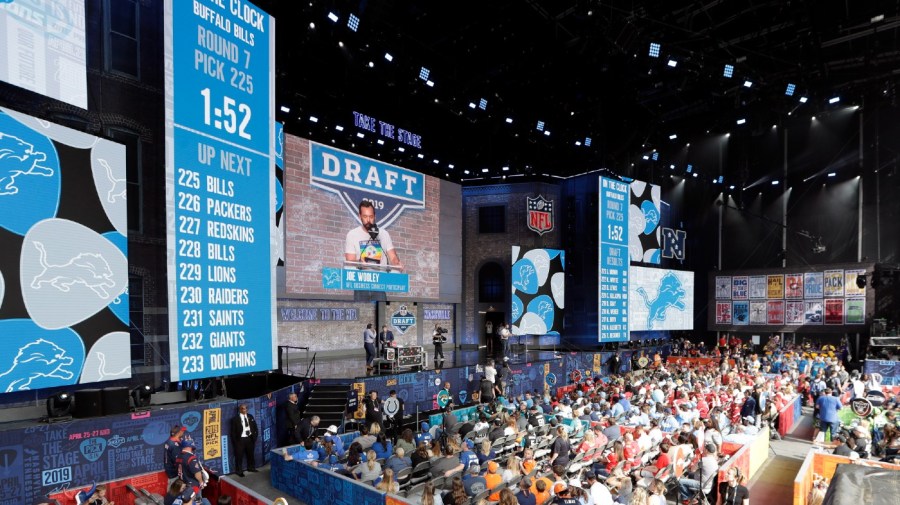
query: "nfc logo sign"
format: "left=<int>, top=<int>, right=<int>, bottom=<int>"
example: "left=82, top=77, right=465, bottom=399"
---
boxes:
left=661, top=228, right=686, bottom=260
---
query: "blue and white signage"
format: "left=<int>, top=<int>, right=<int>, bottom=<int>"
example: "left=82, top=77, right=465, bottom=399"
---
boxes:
left=164, top=0, right=276, bottom=381
left=598, top=177, right=630, bottom=342
left=310, top=142, right=425, bottom=228
left=390, top=305, right=416, bottom=334
left=321, top=268, right=409, bottom=293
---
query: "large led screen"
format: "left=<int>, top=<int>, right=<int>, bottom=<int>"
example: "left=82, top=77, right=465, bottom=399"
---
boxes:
left=284, top=140, right=446, bottom=299
left=0, top=0, right=87, bottom=109
left=164, top=0, right=277, bottom=381
left=0, top=107, right=129, bottom=392
left=628, top=266, right=694, bottom=331
left=510, top=247, right=564, bottom=336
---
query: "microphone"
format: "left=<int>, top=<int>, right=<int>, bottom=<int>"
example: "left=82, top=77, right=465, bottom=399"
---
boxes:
left=366, top=222, right=380, bottom=240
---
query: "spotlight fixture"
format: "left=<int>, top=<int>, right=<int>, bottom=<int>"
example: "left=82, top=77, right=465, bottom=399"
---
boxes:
left=827, top=172, right=836, bottom=177
left=502, top=166, right=510, bottom=171
left=575, top=141, right=582, bottom=146
left=309, top=116, right=318, bottom=123
left=448, top=164, right=454, bottom=169
left=856, top=274, right=867, bottom=289
left=479, top=98, right=487, bottom=110
left=481, top=168, right=489, bottom=173
left=417, top=153, right=424, bottom=159
left=468, top=102, right=476, bottom=109
left=785, top=83, right=796, bottom=96
left=308, top=22, right=315, bottom=29
left=130, top=384, right=153, bottom=411
left=723, top=64, right=734, bottom=78
left=536, top=120, right=545, bottom=131
left=667, top=59, right=677, bottom=67
left=729, top=185, right=735, bottom=190
left=649, top=42, right=661, bottom=57
left=812, top=240, right=826, bottom=254
left=367, top=61, right=374, bottom=68
left=799, top=96, right=809, bottom=103
left=505, top=117, right=513, bottom=124
left=335, top=125, right=343, bottom=131
left=543, top=130, right=550, bottom=136
left=743, top=80, right=753, bottom=88
left=418, top=67, right=430, bottom=80
left=464, top=170, right=470, bottom=175
left=397, top=147, right=405, bottom=152
left=45, top=392, right=73, bottom=422
left=327, top=11, right=339, bottom=22
left=433, top=159, right=439, bottom=164
left=692, top=173, right=698, bottom=178
left=425, top=80, right=434, bottom=87
left=829, top=96, right=840, bottom=104
left=736, top=118, right=746, bottom=125
left=347, top=14, right=360, bottom=32
left=772, top=180, right=780, bottom=185
left=669, top=134, right=677, bottom=140
left=642, top=155, right=649, bottom=160
left=356, top=132, right=365, bottom=138
left=376, top=139, right=384, bottom=145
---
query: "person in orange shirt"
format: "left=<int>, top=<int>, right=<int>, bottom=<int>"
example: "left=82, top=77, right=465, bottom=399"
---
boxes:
left=531, top=476, right=552, bottom=505
left=485, top=460, right=504, bottom=502
left=520, top=448, right=537, bottom=476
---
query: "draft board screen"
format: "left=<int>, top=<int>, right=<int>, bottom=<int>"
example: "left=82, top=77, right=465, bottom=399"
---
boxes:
left=0, top=0, right=88, bottom=109
left=628, top=266, right=694, bottom=331
left=510, top=247, right=564, bottom=336
left=164, top=0, right=277, bottom=381
left=0, top=107, right=129, bottom=392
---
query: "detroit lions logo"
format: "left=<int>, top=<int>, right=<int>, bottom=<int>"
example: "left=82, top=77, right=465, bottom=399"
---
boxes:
left=0, top=132, right=55, bottom=195
left=30, top=241, right=115, bottom=298
left=636, top=272, right=686, bottom=329
left=98, top=158, right=126, bottom=203
left=513, top=264, right=535, bottom=291
left=0, top=339, right=75, bottom=392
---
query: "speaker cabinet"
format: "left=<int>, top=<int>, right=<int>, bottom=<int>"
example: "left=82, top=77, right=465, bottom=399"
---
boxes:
left=102, top=387, right=130, bottom=415
left=73, top=389, right=103, bottom=418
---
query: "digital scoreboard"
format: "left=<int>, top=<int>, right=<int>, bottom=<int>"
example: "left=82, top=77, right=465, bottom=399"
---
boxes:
left=164, top=0, right=276, bottom=381
left=598, top=177, right=630, bottom=342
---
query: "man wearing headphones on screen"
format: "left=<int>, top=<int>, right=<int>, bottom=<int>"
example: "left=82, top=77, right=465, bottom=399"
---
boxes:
left=345, top=200, right=402, bottom=270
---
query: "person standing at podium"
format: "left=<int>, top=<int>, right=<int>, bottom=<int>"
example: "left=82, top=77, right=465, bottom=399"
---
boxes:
left=345, top=200, right=403, bottom=270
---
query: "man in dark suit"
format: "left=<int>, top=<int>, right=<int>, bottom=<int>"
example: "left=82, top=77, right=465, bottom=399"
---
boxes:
left=230, top=404, right=258, bottom=477
left=378, top=325, right=394, bottom=354
left=364, top=390, right=383, bottom=431
left=285, top=393, right=302, bottom=445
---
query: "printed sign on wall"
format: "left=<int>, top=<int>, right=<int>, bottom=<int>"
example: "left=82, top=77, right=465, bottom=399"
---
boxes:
left=767, top=300, right=785, bottom=325
left=749, top=301, right=767, bottom=325
left=825, top=299, right=844, bottom=325
left=715, top=302, right=732, bottom=324
left=845, top=299, right=865, bottom=324
left=804, top=300, right=824, bottom=325
left=767, top=275, right=784, bottom=299
left=0, top=108, right=129, bottom=391
left=733, top=301, right=749, bottom=325
left=732, top=276, right=748, bottom=300
left=749, top=275, right=767, bottom=299
left=629, top=266, right=694, bottom=331
left=715, top=276, right=731, bottom=299
left=845, top=269, right=867, bottom=297
left=786, top=301, right=804, bottom=325
left=824, top=270, right=844, bottom=298
left=804, top=272, right=824, bottom=299
left=785, top=274, right=803, bottom=299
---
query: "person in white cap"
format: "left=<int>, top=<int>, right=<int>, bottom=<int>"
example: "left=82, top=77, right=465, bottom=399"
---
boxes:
left=323, top=424, right=345, bottom=457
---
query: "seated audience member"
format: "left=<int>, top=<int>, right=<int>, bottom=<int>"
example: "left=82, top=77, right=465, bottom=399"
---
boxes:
left=385, top=446, right=412, bottom=473
left=357, top=450, right=383, bottom=482
left=677, top=443, right=719, bottom=504
left=442, top=477, right=469, bottom=505
left=461, top=464, right=488, bottom=496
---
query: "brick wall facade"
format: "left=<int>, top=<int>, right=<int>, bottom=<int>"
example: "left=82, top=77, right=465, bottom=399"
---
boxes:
left=461, top=184, right=563, bottom=344
left=283, top=135, right=443, bottom=299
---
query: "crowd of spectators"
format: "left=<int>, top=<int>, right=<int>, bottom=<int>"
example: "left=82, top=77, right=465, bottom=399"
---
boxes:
left=283, top=335, right=899, bottom=504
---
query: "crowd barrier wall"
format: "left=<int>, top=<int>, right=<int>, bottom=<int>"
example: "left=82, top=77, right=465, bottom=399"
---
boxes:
left=792, top=450, right=900, bottom=505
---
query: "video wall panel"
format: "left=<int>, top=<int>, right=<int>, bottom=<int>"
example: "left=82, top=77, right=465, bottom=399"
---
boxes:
left=0, top=0, right=87, bottom=109
left=628, top=266, right=694, bottom=331
left=284, top=140, right=452, bottom=300
left=709, top=264, right=872, bottom=332
left=0, top=107, right=129, bottom=391
left=164, top=0, right=277, bottom=381
left=510, top=247, right=564, bottom=336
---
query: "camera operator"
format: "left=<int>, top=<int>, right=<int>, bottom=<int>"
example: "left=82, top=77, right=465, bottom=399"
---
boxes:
left=433, top=324, right=447, bottom=362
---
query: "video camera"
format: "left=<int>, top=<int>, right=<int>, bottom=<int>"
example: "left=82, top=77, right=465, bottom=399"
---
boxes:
left=435, top=326, right=448, bottom=334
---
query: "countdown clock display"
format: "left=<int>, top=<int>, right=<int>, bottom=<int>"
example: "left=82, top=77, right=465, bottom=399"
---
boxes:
left=164, top=0, right=277, bottom=381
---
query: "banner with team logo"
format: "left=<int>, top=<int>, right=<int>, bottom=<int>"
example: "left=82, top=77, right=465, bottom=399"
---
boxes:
left=628, top=179, right=662, bottom=263
left=511, top=247, right=564, bottom=336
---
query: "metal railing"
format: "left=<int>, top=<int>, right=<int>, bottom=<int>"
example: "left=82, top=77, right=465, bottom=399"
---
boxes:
left=278, top=345, right=316, bottom=378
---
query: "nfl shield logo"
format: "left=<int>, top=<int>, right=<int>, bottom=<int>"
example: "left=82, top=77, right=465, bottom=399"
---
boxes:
left=527, top=195, right=554, bottom=235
